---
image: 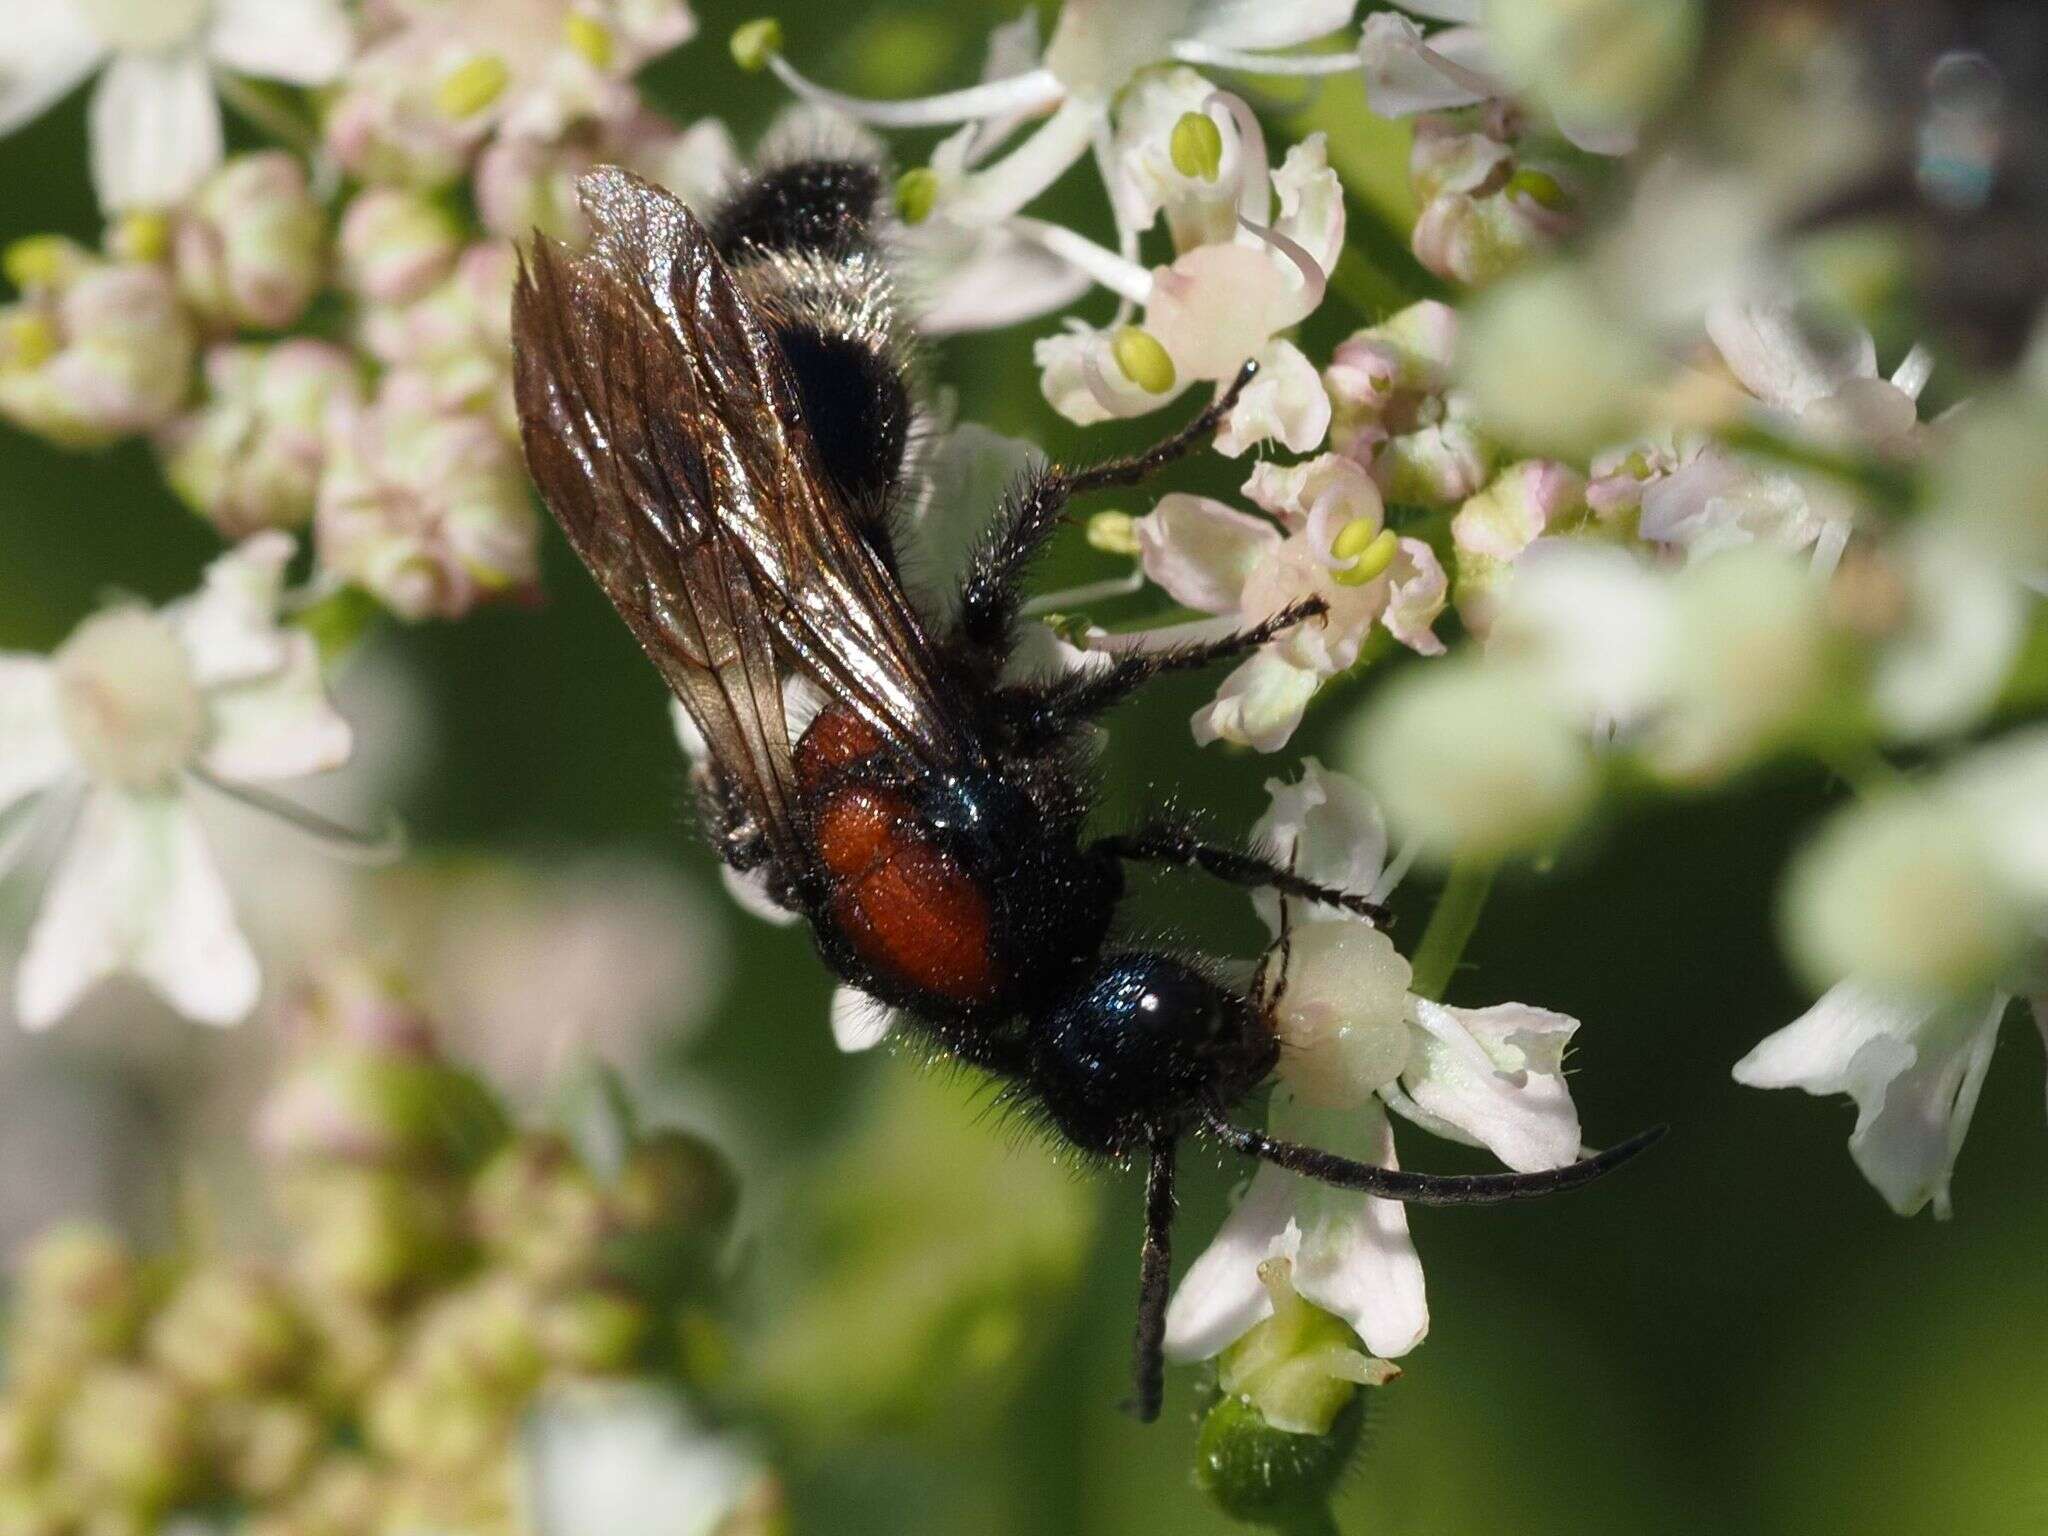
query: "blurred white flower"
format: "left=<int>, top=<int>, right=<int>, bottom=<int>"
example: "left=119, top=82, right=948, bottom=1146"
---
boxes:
left=1126, top=452, right=1445, bottom=751
left=1734, top=984, right=2034, bottom=1220
left=1408, top=111, right=1576, bottom=285
left=315, top=369, right=539, bottom=620
left=1, top=534, right=353, bottom=1029
left=325, top=0, right=694, bottom=187
left=158, top=339, right=364, bottom=538
left=525, top=1382, right=762, bottom=1536
left=1166, top=760, right=1586, bottom=1362
left=337, top=186, right=465, bottom=306
left=0, top=243, right=196, bottom=447
left=0, top=0, right=353, bottom=210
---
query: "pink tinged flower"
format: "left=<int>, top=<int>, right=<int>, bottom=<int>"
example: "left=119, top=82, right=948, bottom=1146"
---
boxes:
left=1323, top=299, right=1459, bottom=454
left=1734, top=982, right=2021, bottom=1219
left=1, top=534, right=353, bottom=1030
left=315, top=372, right=539, bottom=621
left=1408, top=116, right=1576, bottom=286
left=1452, top=459, right=1587, bottom=563
left=0, top=0, right=353, bottom=210
left=1358, top=11, right=1503, bottom=118
left=358, top=242, right=520, bottom=437
left=338, top=187, right=465, bottom=306
left=158, top=340, right=364, bottom=538
left=0, top=252, right=196, bottom=447
left=171, top=150, right=327, bottom=331
left=1213, top=339, right=1330, bottom=457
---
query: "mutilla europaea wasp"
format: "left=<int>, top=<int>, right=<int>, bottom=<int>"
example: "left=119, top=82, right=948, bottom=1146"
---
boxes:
left=510, top=153, right=1662, bottom=1420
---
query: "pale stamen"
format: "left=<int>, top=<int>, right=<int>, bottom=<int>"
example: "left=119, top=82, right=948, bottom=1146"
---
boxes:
left=1010, top=217, right=1154, bottom=304
left=765, top=54, right=1064, bottom=127
left=1172, top=41, right=1366, bottom=76
left=193, top=769, right=409, bottom=866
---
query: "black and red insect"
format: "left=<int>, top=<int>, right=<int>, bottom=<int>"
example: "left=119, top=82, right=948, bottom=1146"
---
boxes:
left=511, top=155, right=1660, bottom=1419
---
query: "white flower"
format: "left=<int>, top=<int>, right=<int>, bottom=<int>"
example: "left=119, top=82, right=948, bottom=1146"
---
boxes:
left=0, top=0, right=354, bottom=210
left=1166, top=760, right=1587, bottom=1362
left=524, top=1382, right=761, bottom=1536
left=1, top=534, right=353, bottom=1030
left=1734, top=983, right=2034, bottom=1219
left=1126, top=452, right=1446, bottom=751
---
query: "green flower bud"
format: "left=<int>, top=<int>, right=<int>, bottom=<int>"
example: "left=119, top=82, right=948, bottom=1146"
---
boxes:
left=147, top=1263, right=304, bottom=1395
left=248, top=1452, right=386, bottom=1536
left=10, top=1224, right=147, bottom=1374
left=56, top=1367, right=198, bottom=1514
left=204, top=1397, right=325, bottom=1502
left=470, top=1134, right=609, bottom=1287
left=1193, top=1260, right=1393, bottom=1525
left=406, top=1277, right=547, bottom=1400
left=275, top=1167, right=469, bottom=1302
left=611, top=1131, right=739, bottom=1243
left=538, top=1288, right=650, bottom=1374
left=298, top=1292, right=399, bottom=1410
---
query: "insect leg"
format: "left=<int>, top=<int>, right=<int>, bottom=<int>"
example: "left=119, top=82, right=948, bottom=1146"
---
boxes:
left=1095, top=818, right=1390, bottom=924
left=952, top=362, right=1262, bottom=652
left=1203, top=1114, right=1669, bottom=1205
left=1000, top=599, right=1325, bottom=741
left=1125, top=1135, right=1179, bottom=1423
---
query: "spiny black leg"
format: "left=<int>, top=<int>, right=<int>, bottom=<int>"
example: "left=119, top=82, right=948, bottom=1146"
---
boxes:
left=953, top=361, right=1261, bottom=652
left=1126, top=1136, right=1179, bottom=1423
left=1062, top=360, right=1259, bottom=497
left=1203, top=1114, right=1668, bottom=1206
left=1098, top=818, right=1390, bottom=924
left=1000, top=599, right=1326, bottom=743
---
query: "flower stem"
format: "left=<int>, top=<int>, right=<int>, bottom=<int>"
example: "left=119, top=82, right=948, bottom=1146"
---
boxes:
left=1407, top=856, right=1497, bottom=1002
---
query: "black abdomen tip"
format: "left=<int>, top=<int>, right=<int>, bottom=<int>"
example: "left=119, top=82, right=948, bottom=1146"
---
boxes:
left=710, top=158, right=886, bottom=260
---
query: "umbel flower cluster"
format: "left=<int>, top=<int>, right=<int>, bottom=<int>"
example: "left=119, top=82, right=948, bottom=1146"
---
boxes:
left=0, top=0, right=2044, bottom=1527
left=0, top=974, right=770, bottom=1536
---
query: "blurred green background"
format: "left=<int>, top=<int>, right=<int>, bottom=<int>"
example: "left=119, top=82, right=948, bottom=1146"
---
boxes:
left=2, top=2, right=2045, bottom=1533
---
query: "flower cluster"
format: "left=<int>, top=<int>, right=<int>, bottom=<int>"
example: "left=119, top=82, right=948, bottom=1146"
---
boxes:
left=0, top=972, right=768, bottom=1536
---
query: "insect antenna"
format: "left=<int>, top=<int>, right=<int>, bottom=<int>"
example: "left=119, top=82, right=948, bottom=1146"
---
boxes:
left=1200, top=1113, right=1667, bottom=1207
left=1125, top=1133, right=1180, bottom=1424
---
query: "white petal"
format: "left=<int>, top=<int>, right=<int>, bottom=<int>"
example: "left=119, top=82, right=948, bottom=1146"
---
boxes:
left=1164, top=1159, right=1299, bottom=1360
left=16, top=791, right=258, bottom=1029
left=202, top=633, right=352, bottom=783
left=1283, top=1097, right=1428, bottom=1358
left=719, top=865, right=800, bottom=927
left=1214, top=338, right=1331, bottom=458
left=1359, top=15, right=1500, bottom=118
left=1871, top=528, right=2027, bottom=742
left=1705, top=297, right=1878, bottom=415
left=0, top=0, right=103, bottom=136
left=1190, top=0, right=1356, bottom=51
left=946, top=96, right=1099, bottom=225
left=1397, top=999, right=1582, bottom=1170
left=1382, top=537, right=1448, bottom=657
left=829, top=985, right=896, bottom=1052
left=1488, top=539, right=1675, bottom=726
left=0, top=655, right=74, bottom=815
left=88, top=48, right=223, bottom=210
left=172, top=531, right=294, bottom=686
left=1135, top=494, right=1281, bottom=614
left=1250, top=757, right=1389, bottom=935
left=1192, top=651, right=1319, bottom=752
left=525, top=1383, right=754, bottom=1536
left=908, top=224, right=1093, bottom=334
left=1733, top=981, right=2007, bottom=1217
left=208, top=0, right=353, bottom=85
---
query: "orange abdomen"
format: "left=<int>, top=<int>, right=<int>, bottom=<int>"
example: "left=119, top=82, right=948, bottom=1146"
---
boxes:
left=797, top=706, right=1002, bottom=1007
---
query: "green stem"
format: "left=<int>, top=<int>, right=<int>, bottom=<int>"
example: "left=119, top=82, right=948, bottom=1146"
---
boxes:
left=1406, top=857, right=1498, bottom=1003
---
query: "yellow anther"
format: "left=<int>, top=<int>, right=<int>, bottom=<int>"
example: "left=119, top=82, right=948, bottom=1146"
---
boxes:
left=563, top=14, right=615, bottom=69
left=3, top=235, right=82, bottom=293
left=1331, top=523, right=1399, bottom=586
left=110, top=211, right=170, bottom=265
left=1169, top=112, right=1225, bottom=183
left=729, top=17, right=784, bottom=72
left=1, top=312, right=59, bottom=370
left=434, top=54, right=509, bottom=118
left=1086, top=511, right=1140, bottom=557
left=894, top=167, right=939, bottom=225
left=1110, top=326, right=1176, bottom=394
left=1505, top=168, right=1569, bottom=211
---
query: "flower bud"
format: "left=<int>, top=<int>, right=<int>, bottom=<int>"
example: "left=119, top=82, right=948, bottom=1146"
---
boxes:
left=274, top=1166, right=469, bottom=1302
left=57, top=1367, right=198, bottom=1514
left=172, top=152, right=327, bottom=331
left=337, top=188, right=463, bottom=306
left=1194, top=1259, right=1390, bottom=1524
left=1784, top=793, right=2034, bottom=998
left=406, top=1275, right=547, bottom=1400
left=204, top=1396, right=324, bottom=1501
left=159, top=341, right=363, bottom=538
left=10, top=1224, right=147, bottom=1373
left=1350, top=659, right=1596, bottom=865
left=147, top=1263, right=303, bottom=1396
left=1411, top=122, right=1576, bottom=286
left=611, top=1131, right=740, bottom=1242
left=0, top=260, right=195, bottom=447
left=471, top=1134, right=610, bottom=1287
left=538, top=1288, right=650, bottom=1374
left=251, top=1453, right=386, bottom=1536
left=315, top=373, right=539, bottom=621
